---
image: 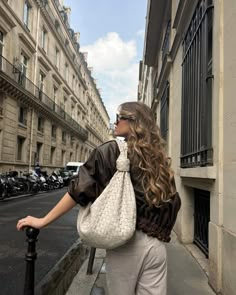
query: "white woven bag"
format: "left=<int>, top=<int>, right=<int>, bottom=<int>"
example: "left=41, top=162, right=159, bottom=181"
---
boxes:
left=77, top=139, right=136, bottom=249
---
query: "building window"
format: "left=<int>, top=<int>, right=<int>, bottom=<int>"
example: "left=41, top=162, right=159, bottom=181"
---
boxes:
left=161, top=21, right=171, bottom=62
left=21, top=53, right=28, bottom=77
left=51, top=125, right=57, bottom=139
left=62, top=131, right=66, bottom=143
left=50, top=147, right=56, bottom=164
left=61, top=150, right=66, bottom=165
left=0, top=31, right=4, bottom=56
left=18, top=53, right=28, bottom=87
left=0, top=31, right=4, bottom=70
left=53, top=86, right=57, bottom=102
left=65, top=63, right=69, bottom=82
left=63, top=96, right=67, bottom=107
left=41, top=28, right=47, bottom=52
left=62, top=131, right=66, bottom=144
left=70, top=135, right=74, bottom=147
left=39, top=72, right=45, bottom=92
left=18, top=106, right=27, bottom=125
left=160, top=82, right=169, bottom=141
left=72, top=75, right=75, bottom=90
left=55, top=48, right=60, bottom=69
left=194, top=189, right=210, bottom=257
left=37, top=116, right=44, bottom=133
left=36, top=142, right=43, bottom=163
left=52, top=86, right=57, bottom=112
left=23, top=1, right=31, bottom=29
left=181, top=0, right=213, bottom=168
left=71, top=103, right=75, bottom=119
left=17, top=136, right=25, bottom=160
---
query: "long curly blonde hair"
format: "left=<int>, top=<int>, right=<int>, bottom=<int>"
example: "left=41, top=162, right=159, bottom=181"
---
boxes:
left=118, top=102, right=176, bottom=207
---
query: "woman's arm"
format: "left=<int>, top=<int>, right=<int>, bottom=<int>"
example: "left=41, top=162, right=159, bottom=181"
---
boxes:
left=17, top=192, right=77, bottom=231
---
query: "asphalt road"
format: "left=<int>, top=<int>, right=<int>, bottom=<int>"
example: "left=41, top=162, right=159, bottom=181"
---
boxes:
left=0, top=188, right=79, bottom=295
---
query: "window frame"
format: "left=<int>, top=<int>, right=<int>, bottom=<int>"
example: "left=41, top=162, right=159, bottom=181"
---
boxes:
left=160, top=82, right=169, bottom=141
left=41, top=27, right=48, bottom=52
left=23, top=1, right=31, bottom=30
left=17, top=136, right=25, bottom=161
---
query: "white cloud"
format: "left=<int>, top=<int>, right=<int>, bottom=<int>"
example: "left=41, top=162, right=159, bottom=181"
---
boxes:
left=136, top=29, right=145, bottom=38
left=81, top=32, right=139, bottom=122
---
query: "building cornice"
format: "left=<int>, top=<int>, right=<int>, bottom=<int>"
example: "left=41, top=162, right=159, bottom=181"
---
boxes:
left=0, top=2, right=16, bottom=33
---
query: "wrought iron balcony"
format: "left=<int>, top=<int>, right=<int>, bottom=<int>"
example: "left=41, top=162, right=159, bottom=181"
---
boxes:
left=38, top=126, right=44, bottom=133
left=19, top=118, right=27, bottom=126
left=0, top=55, right=88, bottom=140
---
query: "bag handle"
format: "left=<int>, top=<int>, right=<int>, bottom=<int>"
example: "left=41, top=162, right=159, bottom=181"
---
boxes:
left=115, top=139, right=128, bottom=159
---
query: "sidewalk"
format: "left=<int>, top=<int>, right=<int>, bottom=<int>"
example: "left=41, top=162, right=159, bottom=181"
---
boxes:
left=66, top=232, right=216, bottom=295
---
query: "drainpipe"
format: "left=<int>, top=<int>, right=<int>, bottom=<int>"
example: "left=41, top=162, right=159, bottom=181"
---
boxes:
left=29, top=5, right=40, bottom=171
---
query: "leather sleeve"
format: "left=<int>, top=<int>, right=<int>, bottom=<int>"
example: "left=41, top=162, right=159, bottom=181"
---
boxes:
left=68, top=140, right=120, bottom=206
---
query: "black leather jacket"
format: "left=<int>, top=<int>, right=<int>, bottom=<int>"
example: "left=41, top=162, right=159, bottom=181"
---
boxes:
left=68, top=140, right=181, bottom=242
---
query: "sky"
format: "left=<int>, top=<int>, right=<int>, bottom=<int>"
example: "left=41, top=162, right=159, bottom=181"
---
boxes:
left=63, top=0, right=147, bottom=122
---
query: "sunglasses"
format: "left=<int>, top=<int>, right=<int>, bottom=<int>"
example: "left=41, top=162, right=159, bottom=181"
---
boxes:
left=115, top=114, right=130, bottom=125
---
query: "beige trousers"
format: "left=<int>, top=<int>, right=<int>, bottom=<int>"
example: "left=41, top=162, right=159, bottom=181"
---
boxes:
left=106, top=230, right=167, bottom=295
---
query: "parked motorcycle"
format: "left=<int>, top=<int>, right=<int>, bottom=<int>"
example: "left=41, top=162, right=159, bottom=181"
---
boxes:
left=0, top=176, right=8, bottom=200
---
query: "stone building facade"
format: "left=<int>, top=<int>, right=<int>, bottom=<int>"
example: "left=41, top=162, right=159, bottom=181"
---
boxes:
left=139, top=0, right=236, bottom=294
left=0, top=0, right=110, bottom=173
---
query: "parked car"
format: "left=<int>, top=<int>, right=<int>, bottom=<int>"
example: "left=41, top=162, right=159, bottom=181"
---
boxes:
left=65, top=162, right=84, bottom=176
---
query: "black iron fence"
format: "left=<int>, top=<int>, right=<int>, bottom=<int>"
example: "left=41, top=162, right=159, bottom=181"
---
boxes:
left=194, top=189, right=210, bottom=257
left=160, top=82, right=169, bottom=141
left=181, top=0, right=214, bottom=167
left=0, top=55, right=88, bottom=140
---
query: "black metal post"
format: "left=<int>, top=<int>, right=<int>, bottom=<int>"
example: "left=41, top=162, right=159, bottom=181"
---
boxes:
left=86, top=247, right=96, bottom=275
left=24, top=227, right=40, bottom=295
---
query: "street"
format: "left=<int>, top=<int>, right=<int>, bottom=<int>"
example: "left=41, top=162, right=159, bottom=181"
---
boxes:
left=0, top=188, right=79, bottom=295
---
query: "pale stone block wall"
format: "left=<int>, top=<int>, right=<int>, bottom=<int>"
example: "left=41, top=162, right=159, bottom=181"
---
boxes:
left=222, top=229, right=236, bottom=295
left=221, top=0, right=236, bottom=294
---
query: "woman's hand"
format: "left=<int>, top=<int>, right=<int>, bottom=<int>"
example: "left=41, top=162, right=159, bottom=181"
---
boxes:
left=17, top=216, right=45, bottom=231
left=16, top=193, right=77, bottom=231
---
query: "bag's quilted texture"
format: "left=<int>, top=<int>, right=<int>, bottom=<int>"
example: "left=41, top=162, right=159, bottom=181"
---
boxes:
left=77, top=139, right=136, bottom=249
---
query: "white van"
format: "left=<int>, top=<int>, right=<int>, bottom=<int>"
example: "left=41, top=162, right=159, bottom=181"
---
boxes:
left=65, top=162, right=84, bottom=176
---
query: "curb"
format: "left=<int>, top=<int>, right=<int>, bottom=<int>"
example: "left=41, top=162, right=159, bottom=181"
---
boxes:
left=66, top=249, right=106, bottom=295
left=35, top=239, right=89, bottom=295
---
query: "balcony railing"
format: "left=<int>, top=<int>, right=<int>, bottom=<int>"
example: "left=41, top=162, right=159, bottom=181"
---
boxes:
left=38, top=126, right=44, bottom=133
left=19, top=119, right=27, bottom=126
left=0, top=55, right=88, bottom=140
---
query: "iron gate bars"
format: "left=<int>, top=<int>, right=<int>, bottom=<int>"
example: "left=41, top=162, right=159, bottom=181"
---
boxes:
left=181, top=0, right=214, bottom=168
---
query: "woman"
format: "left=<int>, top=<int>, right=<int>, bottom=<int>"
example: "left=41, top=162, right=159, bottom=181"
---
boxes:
left=17, top=102, right=181, bottom=295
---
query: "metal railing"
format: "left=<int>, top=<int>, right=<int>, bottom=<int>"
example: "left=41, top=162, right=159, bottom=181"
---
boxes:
left=181, top=0, right=214, bottom=167
left=194, top=189, right=210, bottom=257
left=160, top=82, right=169, bottom=141
left=19, top=119, right=27, bottom=126
left=0, top=55, right=88, bottom=140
